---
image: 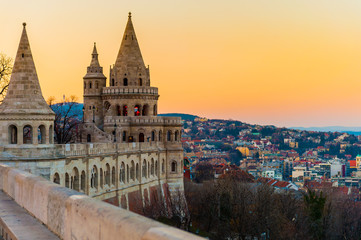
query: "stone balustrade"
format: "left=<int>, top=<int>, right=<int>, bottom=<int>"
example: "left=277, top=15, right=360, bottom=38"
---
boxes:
left=102, top=86, right=158, bottom=95
left=0, top=164, right=203, bottom=240
left=104, top=116, right=182, bottom=126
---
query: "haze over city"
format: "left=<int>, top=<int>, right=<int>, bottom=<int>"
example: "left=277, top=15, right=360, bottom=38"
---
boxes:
left=2, top=0, right=361, bottom=127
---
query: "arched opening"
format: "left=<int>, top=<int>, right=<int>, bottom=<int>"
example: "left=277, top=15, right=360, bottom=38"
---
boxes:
left=126, top=165, right=129, bottom=183
left=104, top=101, right=111, bottom=111
left=159, top=131, right=162, bottom=141
left=139, top=78, right=142, bottom=86
left=72, top=167, right=80, bottom=191
left=155, top=161, right=158, bottom=177
left=122, top=105, right=128, bottom=116
left=87, top=134, right=91, bottom=143
left=89, top=82, right=92, bottom=89
left=171, top=161, right=177, bottom=173
left=37, top=125, right=46, bottom=144
left=153, top=105, right=157, bottom=116
left=134, top=105, right=141, bottom=116
left=120, top=162, right=125, bottom=183
left=116, top=105, right=121, bottom=116
left=130, top=161, right=135, bottom=181
left=112, top=79, right=115, bottom=86
left=23, top=125, right=33, bottom=144
left=151, top=159, right=155, bottom=176
left=151, top=131, right=155, bottom=141
left=142, top=160, right=147, bottom=178
left=162, top=159, right=165, bottom=174
left=81, top=171, right=86, bottom=192
left=100, top=168, right=104, bottom=188
left=49, top=125, right=53, bottom=144
left=8, top=125, right=17, bottom=144
left=95, top=82, right=99, bottom=89
left=142, top=104, right=149, bottom=116
left=139, top=133, right=145, bottom=142
left=112, top=167, right=116, bottom=185
left=91, top=166, right=98, bottom=189
left=53, top=173, right=60, bottom=184
left=122, top=131, right=127, bottom=142
left=175, top=130, right=179, bottom=142
left=123, top=78, right=128, bottom=86
left=105, top=164, right=110, bottom=185
left=167, top=130, right=172, bottom=142
left=136, top=163, right=139, bottom=181
left=65, top=173, right=70, bottom=188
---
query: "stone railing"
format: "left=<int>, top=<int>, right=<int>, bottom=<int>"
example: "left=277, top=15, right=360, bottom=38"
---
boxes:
left=55, top=142, right=169, bottom=157
left=0, top=164, right=203, bottom=240
left=104, top=116, right=182, bottom=126
left=102, top=86, right=158, bottom=95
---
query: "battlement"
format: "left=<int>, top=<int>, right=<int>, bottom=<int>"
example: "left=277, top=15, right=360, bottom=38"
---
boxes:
left=0, top=164, right=202, bottom=240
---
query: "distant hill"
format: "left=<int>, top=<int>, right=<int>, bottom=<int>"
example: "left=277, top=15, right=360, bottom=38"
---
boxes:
left=291, top=126, right=361, bottom=135
left=158, top=113, right=199, bottom=121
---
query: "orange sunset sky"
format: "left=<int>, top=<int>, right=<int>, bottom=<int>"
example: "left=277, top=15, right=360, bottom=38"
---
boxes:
left=2, top=0, right=361, bottom=127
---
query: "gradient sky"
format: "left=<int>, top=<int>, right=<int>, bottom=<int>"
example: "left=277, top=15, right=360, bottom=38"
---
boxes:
left=2, top=0, right=361, bottom=127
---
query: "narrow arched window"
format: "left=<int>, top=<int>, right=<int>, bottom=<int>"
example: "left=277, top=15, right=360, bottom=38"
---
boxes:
left=122, top=131, right=127, bottom=142
left=53, top=173, right=60, bottom=184
left=153, top=105, right=157, bottom=116
left=87, top=134, right=91, bottom=143
left=171, top=161, right=177, bottom=173
left=167, top=130, right=172, bottom=142
left=134, top=105, right=141, bottom=116
left=95, top=82, right=99, bottom=89
left=151, top=131, right=155, bottom=141
left=123, top=78, right=128, bottom=86
left=122, top=105, right=128, bottom=116
left=112, top=79, right=115, bottom=86
left=8, top=125, right=17, bottom=144
left=38, top=125, right=46, bottom=144
left=89, top=82, right=92, bottom=89
left=23, top=125, right=33, bottom=144
left=139, top=78, right=142, bottom=86
left=175, top=130, right=179, bottom=142
left=139, top=133, right=145, bottom=142
left=116, top=105, right=121, bottom=116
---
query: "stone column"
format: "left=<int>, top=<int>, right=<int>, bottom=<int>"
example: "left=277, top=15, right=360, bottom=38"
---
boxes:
left=17, top=126, right=23, bottom=145
left=33, top=126, right=38, bottom=145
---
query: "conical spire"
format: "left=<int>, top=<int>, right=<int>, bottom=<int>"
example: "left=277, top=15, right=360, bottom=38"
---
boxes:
left=0, top=23, right=54, bottom=115
left=90, top=42, right=100, bottom=67
left=115, top=12, right=145, bottom=68
left=84, top=42, right=106, bottom=79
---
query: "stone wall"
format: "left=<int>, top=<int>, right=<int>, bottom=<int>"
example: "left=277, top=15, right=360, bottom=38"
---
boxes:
left=0, top=164, right=203, bottom=240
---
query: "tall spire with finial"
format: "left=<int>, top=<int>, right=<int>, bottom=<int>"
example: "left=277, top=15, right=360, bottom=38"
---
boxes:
left=114, top=12, right=145, bottom=68
left=90, top=42, right=100, bottom=67
left=0, top=23, right=54, bottom=115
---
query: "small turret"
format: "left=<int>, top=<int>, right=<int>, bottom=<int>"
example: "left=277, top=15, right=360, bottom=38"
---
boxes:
left=83, top=43, right=106, bottom=128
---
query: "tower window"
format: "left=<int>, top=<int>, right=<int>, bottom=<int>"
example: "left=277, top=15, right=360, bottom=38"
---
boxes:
left=134, top=105, right=141, bottom=116
left=21, top=53, right=24, bottom=58
left=122, top=105, right=128, bottom=116
left=95, top=82, right=99, bottom=89
left=89, top=82, right=92, bottom=89
left=123, top=78, right=128, bottom=86
left=112, top=79, right=114, bottom=86
left=139, top=78, right=142, bottom=86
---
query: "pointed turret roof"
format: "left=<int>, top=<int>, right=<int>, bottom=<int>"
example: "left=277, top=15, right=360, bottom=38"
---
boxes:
left=84, top=42, right=106, bottom=79
left=115, top=12, right=146, bottom=68
left=0, top=23, right=54, bottom=115
left=90, top=42, right=100, bottom=67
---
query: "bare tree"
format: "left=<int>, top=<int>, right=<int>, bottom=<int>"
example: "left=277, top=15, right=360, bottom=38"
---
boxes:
left=47, top=95, right=82, bottom=144
left=0, top=53, right=13, bottom=102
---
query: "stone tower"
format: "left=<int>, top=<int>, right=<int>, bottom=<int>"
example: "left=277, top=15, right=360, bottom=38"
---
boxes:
left=83, top=43, right=106, bottom=128
left=0, top=23, right=55, bottom=158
